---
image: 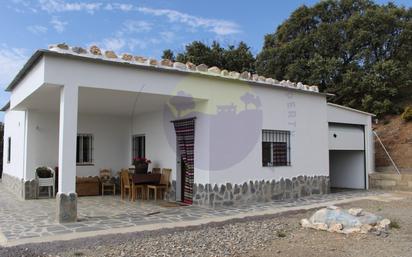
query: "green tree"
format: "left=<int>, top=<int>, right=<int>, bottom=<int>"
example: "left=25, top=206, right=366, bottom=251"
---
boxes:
left=161, top=49, right=175, bottom=61
left=256, top=0, right=412, bottom=116
left=170, top=41, right=255, bottom=72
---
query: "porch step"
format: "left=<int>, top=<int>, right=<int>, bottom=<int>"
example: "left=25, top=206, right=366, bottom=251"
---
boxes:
left=369, top=171, right=412, bottom=191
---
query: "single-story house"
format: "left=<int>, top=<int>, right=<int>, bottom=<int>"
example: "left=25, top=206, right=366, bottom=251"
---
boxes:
left=1, top=44, right=374, bottom=222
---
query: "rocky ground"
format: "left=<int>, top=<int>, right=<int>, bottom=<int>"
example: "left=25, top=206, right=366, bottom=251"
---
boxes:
left=1, top=192, right=412, bottom=257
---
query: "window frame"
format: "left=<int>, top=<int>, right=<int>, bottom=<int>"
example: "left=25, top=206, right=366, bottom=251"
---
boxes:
left=76, top=134, right=94, bottom=166
left=132, top=134, right=145, bottom=161
left=262, top=129, right=291, bottom=167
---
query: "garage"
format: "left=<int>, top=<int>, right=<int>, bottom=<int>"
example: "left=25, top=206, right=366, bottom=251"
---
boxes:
left=328, top=123, right=366, bottom=189
left=327, top=103, right=374, bottom=190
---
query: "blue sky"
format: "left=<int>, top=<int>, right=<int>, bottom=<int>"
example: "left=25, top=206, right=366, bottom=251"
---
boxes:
left=0, top=0, right=411, bottom=120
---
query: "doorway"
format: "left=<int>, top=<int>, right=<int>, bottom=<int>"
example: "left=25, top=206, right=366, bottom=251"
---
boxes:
left=172, top=117, right=195, bottom=205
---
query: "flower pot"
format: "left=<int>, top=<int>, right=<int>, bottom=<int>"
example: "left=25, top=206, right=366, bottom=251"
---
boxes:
left=134, top=163, right=148, bottom=174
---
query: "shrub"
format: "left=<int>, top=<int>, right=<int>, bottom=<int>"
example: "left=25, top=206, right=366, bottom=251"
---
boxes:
left=401, top=106, right=412, bottom=122
left=390, top=220, right=401, bottom=229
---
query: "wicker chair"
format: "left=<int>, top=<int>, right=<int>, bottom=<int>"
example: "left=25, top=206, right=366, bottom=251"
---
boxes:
left=147, top=168, right=171, bottom=200
left=100, top=169, right=115, bottom=196
left=35, top=167, right=55, bottom=198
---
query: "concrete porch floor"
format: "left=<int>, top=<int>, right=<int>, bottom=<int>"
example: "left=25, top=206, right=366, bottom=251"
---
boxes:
left=0, top=182, right=388, bottom=246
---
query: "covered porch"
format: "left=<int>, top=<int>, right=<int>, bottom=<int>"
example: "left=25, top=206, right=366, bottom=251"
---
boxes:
left=14, top=84, right=205, bottom=222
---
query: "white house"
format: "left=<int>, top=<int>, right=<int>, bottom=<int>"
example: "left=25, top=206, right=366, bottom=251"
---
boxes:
left=1, top=44, right=374, bottom=222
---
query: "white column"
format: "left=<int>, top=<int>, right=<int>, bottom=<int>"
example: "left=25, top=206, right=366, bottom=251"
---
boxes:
left=58, top=85, right=78, bottom=193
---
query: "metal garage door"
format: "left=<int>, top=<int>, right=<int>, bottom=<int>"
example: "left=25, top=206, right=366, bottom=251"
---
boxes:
left=328, top=123, right=366, bottom=189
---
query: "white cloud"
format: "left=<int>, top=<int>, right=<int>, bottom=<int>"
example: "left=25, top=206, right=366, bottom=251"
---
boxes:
left=50, top=16, right=67, bottom=33
left=27, top=25, right=48, bottom=34
left=122, top=20, right=152, bottom=33
left=102, top=38, right=126, bottom=51
left=38, top=0, right=102, bottom=14
left=0, top=46, right=28, bottom=89
left=104, top=3, right=134, bottom=12
left=137, top=7, right=241, bottom=36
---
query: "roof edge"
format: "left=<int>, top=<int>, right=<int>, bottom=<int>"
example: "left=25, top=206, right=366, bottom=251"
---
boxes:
left=5, top=50, right=45, bottom=92
left=5, top=49, right=333, bottom=98
left=1, top=102, right=10, bottom=112
left=327, top=102, right=376, bottom=116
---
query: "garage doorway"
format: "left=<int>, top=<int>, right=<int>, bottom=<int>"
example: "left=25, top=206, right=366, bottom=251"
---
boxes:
left=329, top=150, right=366, bottom=190
left=328, top=123, right=366, bottom=190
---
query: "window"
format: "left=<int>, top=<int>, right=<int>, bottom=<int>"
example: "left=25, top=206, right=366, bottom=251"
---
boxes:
left=132, top=135, right=145, bottom=159
left=262, top=130, right=291, bottom=167
left=7, top=137, right=11, bottom=163
left=76, top=134, right=93, bottom=165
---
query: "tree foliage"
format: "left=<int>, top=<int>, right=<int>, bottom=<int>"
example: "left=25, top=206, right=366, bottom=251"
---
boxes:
left=161, top=49, right=175, bottom=62
left=256, top=0, right=412, bottom=116
left=167, top=41, right=255, bottom=73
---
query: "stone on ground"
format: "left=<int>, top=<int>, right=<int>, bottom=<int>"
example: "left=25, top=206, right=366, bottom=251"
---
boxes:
left=301, top=206, right=389, bottom=234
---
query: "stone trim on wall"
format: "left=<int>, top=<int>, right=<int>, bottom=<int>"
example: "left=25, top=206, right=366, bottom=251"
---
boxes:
left=1, top=173, right=38, bottom=200
left=193, top=176, right=330, bottom=207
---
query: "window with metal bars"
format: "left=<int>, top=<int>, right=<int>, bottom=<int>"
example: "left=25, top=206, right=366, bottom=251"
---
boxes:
left=132, top=135, right=145, bottom=160
left=76, top=134, right=93, bottom=165
left=262, top=130, right=291, bottom=167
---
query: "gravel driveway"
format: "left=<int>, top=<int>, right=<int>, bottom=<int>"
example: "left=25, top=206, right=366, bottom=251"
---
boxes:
left=1, top=192, right=411, bottom=257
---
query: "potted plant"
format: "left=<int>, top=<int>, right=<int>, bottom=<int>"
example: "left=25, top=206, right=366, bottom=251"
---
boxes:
left=133, top=157, right=151, bottom=174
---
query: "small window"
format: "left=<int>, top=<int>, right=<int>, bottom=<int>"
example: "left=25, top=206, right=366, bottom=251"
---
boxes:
left=76, top=134, right=93, bottom=165
left=262, top=130, right=291, bottom=167
left=132, top=135, right=145, bottom=160
left=7, top=137, right=11, bottom=163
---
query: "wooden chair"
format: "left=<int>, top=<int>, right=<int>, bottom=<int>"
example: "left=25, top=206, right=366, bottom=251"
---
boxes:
left=133, top=184, right=146, bottom=201
left=120, top=169, right=133, bottom=200
left=147, top=168, right=172, bottom=200
left=151, top=168, right=161, bottom=174
left=100, top=169, right=115, bottom=196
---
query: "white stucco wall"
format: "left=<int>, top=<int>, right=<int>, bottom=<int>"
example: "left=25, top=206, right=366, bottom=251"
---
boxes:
left=5, top=54, right=340, bottom=188
left=2, top=110, right=26, bottom=179
left=25, top=110, right=59, bottom=180
left=208, top=88, right=329, bottom=185
left=131, top=108, right=211, bottom=185
left=10, top=58, right=45, bottom=110
left=24, top=111, right=130, bottom=179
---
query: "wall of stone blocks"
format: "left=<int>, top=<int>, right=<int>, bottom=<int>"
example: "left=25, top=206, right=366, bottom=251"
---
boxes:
left=166, top=175, right=330, bottom=207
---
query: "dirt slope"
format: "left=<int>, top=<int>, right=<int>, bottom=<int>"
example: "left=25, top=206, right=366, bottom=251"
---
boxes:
left=374, top=115, right=412, bottom=171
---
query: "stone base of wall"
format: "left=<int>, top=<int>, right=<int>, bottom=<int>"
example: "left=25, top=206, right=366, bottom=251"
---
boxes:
left=1, top=173, right=38, bottom=200
left=166, top=176, right=330, bottom=207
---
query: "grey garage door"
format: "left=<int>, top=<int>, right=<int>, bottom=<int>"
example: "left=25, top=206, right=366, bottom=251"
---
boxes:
left=328, top=123, right=366, bottom=189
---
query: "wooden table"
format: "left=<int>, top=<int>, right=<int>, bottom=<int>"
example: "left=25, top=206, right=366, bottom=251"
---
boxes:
left=132, top=173, right=161, bottom=184
left=131, top=173, right=161, bottom=200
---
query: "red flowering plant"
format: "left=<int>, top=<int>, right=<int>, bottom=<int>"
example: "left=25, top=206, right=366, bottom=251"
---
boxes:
left=132, top=157, right=152, bottom=166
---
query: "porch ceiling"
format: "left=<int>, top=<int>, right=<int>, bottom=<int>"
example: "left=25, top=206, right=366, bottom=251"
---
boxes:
left=16, top=85, right=202, bottom=116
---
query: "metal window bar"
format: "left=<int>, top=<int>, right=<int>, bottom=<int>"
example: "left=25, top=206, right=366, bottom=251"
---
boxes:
left=262, top=130, right=291, bottom=167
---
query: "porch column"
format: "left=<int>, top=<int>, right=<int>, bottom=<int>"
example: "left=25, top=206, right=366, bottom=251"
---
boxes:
left=56, top=85, right=78, bottom=223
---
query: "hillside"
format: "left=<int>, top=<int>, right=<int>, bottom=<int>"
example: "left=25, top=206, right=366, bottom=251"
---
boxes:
left=374, top=115, right=412, bottom=172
